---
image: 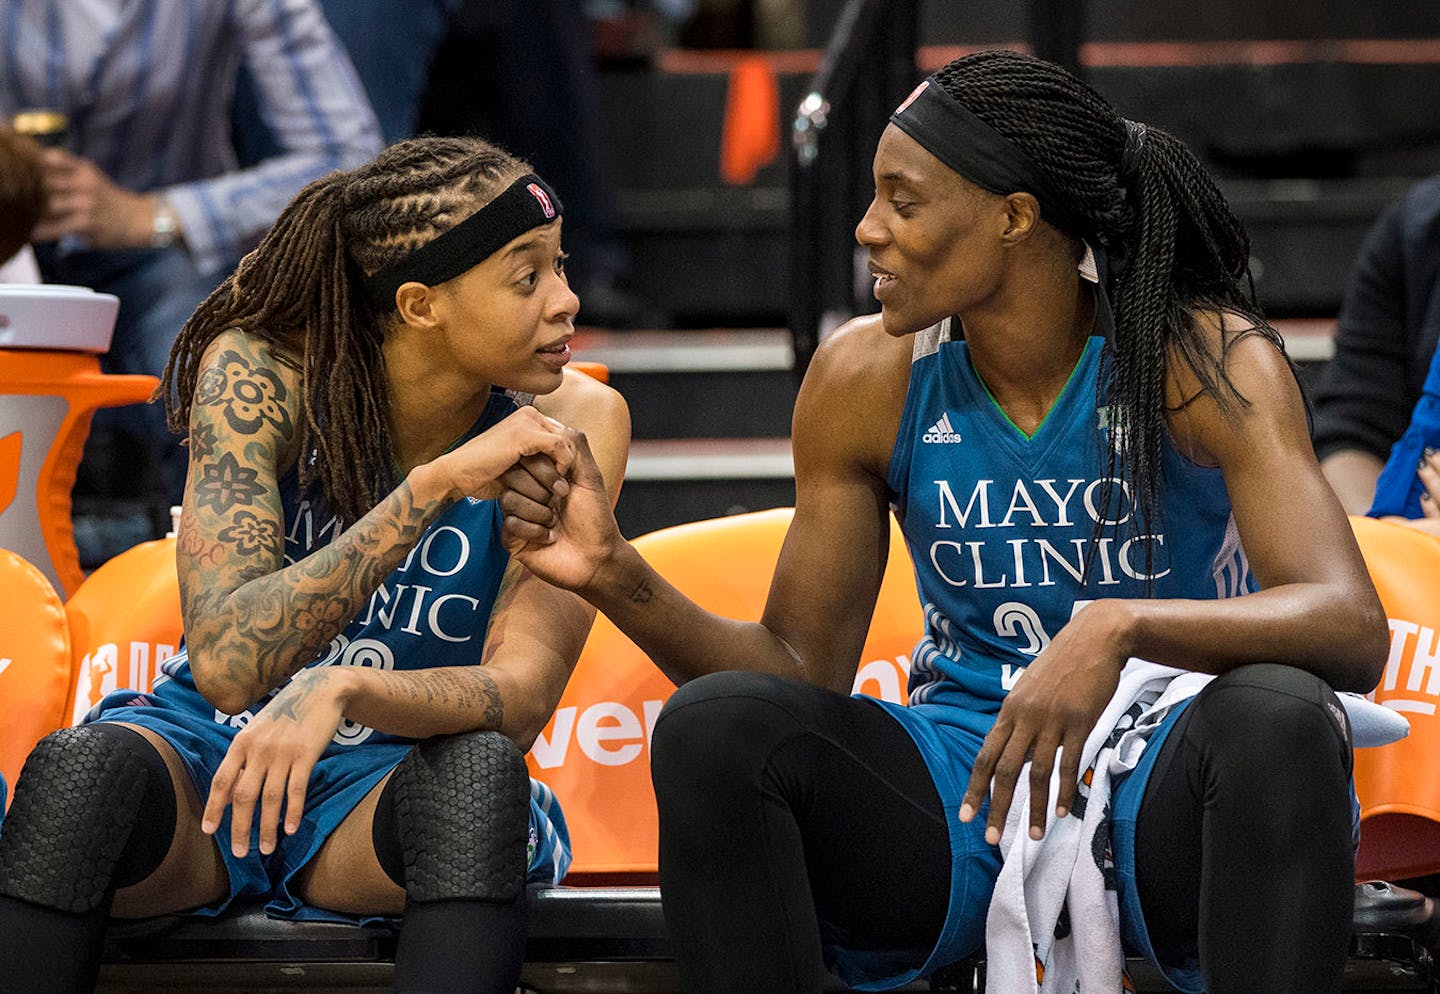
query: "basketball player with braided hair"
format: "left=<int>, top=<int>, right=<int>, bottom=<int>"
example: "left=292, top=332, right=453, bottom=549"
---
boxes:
left=502, top=51, right=1388, bottom=992
left=0, top=136, right=629, bottom=994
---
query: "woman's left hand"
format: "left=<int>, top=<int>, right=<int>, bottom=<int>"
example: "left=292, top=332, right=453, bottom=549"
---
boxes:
left=959, top=601, right=1133, bottom=846
left=201, top=667, right=348, bottom=858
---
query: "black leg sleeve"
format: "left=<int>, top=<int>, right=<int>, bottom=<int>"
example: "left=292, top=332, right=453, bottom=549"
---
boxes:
left=391, top=893, right=528, bottom=994
left=1135, top=663, right=1356, bottom=994
left=372, top=731, right=532, bottom=994
left=0, top=723, right=177, bottom=994
left=650, top=671, right=953, bottom=994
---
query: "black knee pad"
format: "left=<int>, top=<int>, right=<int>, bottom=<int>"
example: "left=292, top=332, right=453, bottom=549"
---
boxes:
left=0, top=724, right=174, bottom=913
left=379, top=731, right=530, bottom=904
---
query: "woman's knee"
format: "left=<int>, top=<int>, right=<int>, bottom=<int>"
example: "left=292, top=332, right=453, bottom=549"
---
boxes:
left=0, top=724, right=176, bottom=912
left=651, top=671, right=815, bottom=796
left=382, top=731, right=531, bottom=903
left=1190, top=664, right=1352, bottom=778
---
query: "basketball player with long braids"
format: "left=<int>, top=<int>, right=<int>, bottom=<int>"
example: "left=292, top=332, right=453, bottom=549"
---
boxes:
left=502, top=52, right=1388, bottom=992
left=0, top=136, right=629, bottom=994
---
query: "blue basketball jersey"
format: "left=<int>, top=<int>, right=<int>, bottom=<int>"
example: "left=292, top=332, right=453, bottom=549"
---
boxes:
left=829, top=322, right=1257, bottom=991
left=144, top=389, right=519, bottom=740
left=86, top=389, right=573, bottom=920
left=888, top=322, right=1256, bottom=734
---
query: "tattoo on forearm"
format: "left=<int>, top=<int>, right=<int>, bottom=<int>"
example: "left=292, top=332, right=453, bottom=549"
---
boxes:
left=180, top=335, right=451, bottom=708
left=630, top=580, right=653, bottom=604
left=477, top=670, right=505, bottom=729
left=481, top=564, right=529, bottom=666
left=244, top=481, right=439, bottom=690
left=264, top=668, right=325, bottom=724
left=385, top=668, right=505, bottom=730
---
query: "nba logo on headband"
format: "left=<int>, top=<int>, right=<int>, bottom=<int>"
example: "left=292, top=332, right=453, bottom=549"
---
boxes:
left=895, top=80, right=928, bottom=116
left=527, top=183, right=556, bottom=219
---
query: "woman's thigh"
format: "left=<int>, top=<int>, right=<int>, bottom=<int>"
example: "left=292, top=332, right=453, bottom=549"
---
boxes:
left=653, top=673, right=959, bottom=956
left=108, top=722, right=229, bottom=918
left=292, top=771, right=404, bottom=916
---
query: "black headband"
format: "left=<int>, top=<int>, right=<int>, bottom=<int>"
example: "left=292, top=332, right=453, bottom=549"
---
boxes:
left=365, top=173, right=564, bottom=310
left=889, top=78, right=1091, bottom=240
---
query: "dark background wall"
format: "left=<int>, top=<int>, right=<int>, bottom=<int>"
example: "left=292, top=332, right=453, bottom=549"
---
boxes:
left=592, top=0, right=1439, bottom=327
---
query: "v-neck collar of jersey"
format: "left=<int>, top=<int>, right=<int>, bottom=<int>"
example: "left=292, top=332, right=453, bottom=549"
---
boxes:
left=963, top=337, right=1098, bottom=436
left=946, top=336, right=1102, bottom=471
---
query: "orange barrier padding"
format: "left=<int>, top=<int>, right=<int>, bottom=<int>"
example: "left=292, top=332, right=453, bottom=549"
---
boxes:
left=0, top=349, right=156, bottom=596
left=526, top=507, right=922, bottom=877
left=1351, top=516, right=1440, bottom=880
left=0, top=548, right=72, bottom=804
left=719, top=55, right=781, bottom=185
left=65, top=537, right=182, bottom=725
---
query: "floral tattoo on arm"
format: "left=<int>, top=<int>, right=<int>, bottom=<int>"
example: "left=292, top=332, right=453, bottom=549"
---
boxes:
left=217, top=510, right=281, bottom=556
left=196, top=349, right=294, bottom=437
left=196, top=452, right=267, bottom=514
left=189, top=422, right=218, bottom=459
left=187, top=479, right=446, bottom=698
left=180, top=335, right=449, bottom=707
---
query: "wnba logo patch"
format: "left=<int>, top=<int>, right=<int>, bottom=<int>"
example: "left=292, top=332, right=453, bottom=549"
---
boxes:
left=527, top=183, right=556, bottom=219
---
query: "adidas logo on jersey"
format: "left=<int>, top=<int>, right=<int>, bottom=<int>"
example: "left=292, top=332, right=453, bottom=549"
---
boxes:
left=923, top=412, right=962, bottom=444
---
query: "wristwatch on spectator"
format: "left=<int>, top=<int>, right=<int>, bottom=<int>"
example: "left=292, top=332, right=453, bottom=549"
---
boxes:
left=151, top=198, right=183, bottom=249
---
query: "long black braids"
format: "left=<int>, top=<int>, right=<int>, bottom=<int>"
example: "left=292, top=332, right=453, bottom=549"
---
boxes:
left=932, top=50, right=1285, bottom=584
left=159, top=136, right=530, bottom=526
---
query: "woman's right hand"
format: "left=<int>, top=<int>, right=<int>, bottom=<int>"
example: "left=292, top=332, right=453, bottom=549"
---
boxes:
left=501, top=430, right=621, bottom=593
left=435, top=406, right=576, bottom=503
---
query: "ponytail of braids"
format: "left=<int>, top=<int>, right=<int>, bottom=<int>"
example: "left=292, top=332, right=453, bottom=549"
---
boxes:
left=932, top=51, right=1284, bottom=586
left=159, top=170, right=395, bottom=526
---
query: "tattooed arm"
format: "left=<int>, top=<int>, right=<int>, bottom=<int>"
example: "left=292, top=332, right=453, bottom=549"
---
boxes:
left=178, top=329, right=578, bottom=715
left=200, top=368, right=630, bottom=858
left=293, top=367, right=632, bottom=749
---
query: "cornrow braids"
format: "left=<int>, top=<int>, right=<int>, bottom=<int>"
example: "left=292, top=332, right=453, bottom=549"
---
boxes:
left=159, top=136, right=530, bottom=526
left=931, top=50, right=1286, bottom=586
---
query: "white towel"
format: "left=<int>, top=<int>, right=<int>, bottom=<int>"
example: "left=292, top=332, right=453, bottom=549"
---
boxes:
left=983, top=664, right=1408, bottom=994
left=1339, top=692, right=1411, bottom=749
left=984, top=660, right=1189, bottom=994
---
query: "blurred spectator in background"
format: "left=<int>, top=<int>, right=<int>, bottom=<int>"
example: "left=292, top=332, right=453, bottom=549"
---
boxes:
left=0, top=0, right=381, bottom=563
left=418, top=0, right=665, bottom=328
left=0, top=127, right=44, bottom=281
left=235, top=0, right=460, bottom=151
left=1313, top=174, right=1440, bottom=521
left=587, top=0, right=697, bottom=60
left=238, top=0, right=661, bottom=327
